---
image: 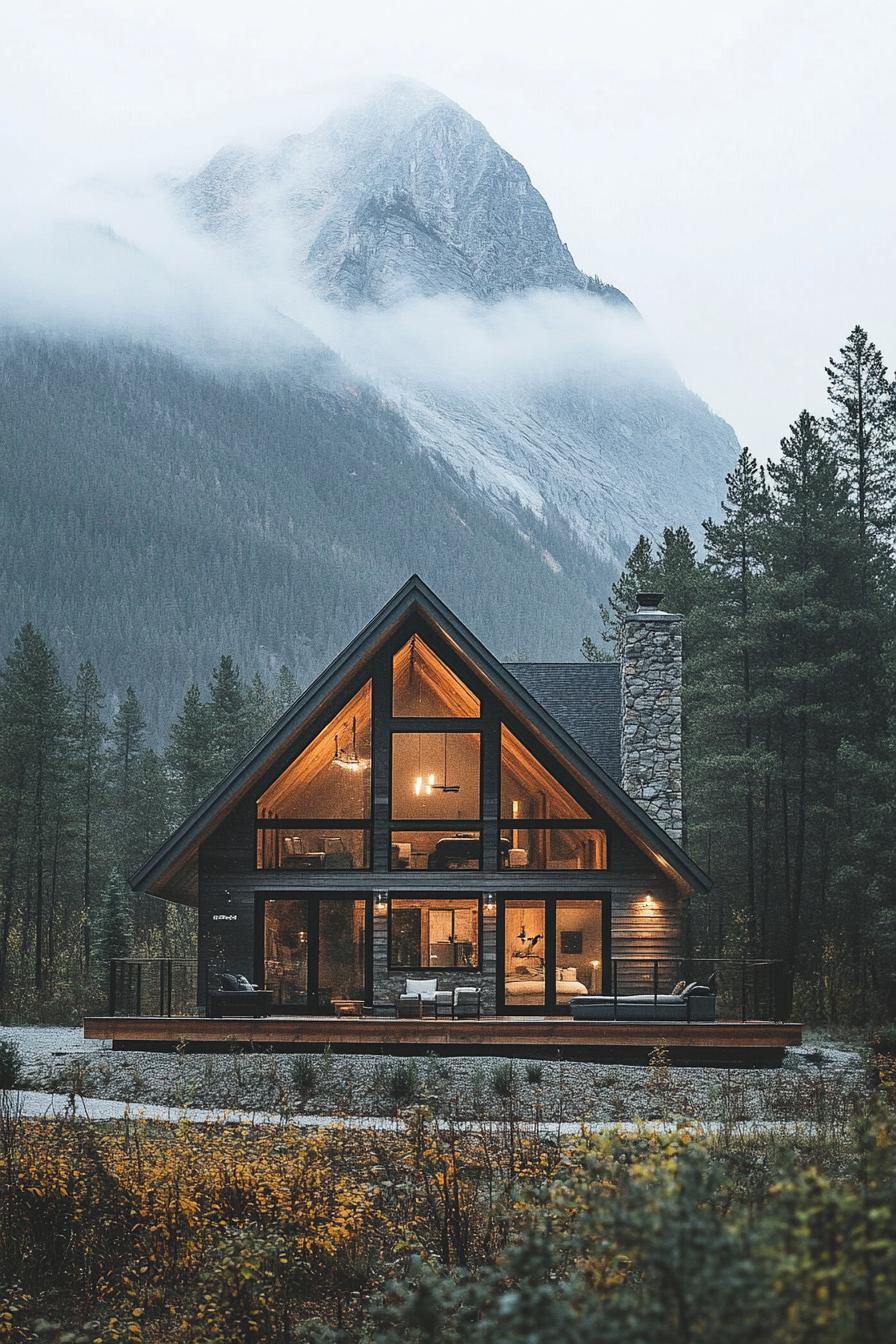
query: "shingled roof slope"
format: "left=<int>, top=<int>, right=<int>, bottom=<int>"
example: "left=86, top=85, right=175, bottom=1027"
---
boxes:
left=504, top=662, right=621, bottom=781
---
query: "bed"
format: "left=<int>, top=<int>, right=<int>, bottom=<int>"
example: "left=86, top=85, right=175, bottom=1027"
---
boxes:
left=504, top=975, right=589, bottom=999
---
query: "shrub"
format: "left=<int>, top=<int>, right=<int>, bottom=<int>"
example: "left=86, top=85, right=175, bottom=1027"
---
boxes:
left=524, top=1062, right=544, bottom=1087
left=0, top=1040, right=22, bottom=1089
left=873, top=1025, right=896, bottom=1056
left=488, top=1061, right=515, bottom=1102
left=289, top=1054, right=320, bottom=1109
left=374, top=1058, right=421, bottom=1114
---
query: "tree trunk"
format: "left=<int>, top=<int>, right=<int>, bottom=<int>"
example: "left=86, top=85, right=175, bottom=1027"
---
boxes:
left=0, top=763, right=26, bottom=1005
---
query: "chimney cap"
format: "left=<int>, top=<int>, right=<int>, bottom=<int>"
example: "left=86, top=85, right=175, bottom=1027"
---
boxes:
left=636, top=592, right=664, bottom=611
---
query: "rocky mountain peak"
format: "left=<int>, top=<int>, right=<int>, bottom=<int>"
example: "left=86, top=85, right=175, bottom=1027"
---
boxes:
left=177, top=81, right=628, bottom=307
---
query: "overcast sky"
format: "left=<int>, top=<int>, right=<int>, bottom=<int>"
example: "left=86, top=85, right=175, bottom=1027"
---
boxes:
left=4, top=0, right=894, bottom=454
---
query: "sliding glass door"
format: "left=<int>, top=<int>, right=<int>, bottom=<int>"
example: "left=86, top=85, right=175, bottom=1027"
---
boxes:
left=499, top=894, right=607, bottom=1013
left=261, top=896, right=369, bottom=1010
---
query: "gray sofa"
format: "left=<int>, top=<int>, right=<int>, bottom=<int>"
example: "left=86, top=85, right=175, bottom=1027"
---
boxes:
left=570, top=983, right=716, bottom=1022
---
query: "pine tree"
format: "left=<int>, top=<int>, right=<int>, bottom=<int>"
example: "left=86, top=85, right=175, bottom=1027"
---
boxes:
left=272, top=664, right=301, bottom=716
left=72, top=662, right=106, bottom=977
left=208, top=655, right=250, bottom=778
left=95, top=868, right=133, bottom=965
left=109, top=688, right=146, bottom=808
left=597, top=535, right=659, bottom=649
left=764, top=412, right=861, bottom=1009
left=167, top=684, right=213, bottom=820
left=826, top=326, right=896, bottom=555
left=655, top=527, right=700, bottom=616
left=689, top=448, right=771, bottom=953
left=245, top=672, right=275, bottom=746
left=0, top=626, right=70, bottom=999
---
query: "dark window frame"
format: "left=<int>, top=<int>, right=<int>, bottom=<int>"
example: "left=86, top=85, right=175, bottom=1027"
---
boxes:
left=254, top=891, right=374, bottom=1010
left=496, top=891, right=612, bottom=1014
left=388, top=829, right=483, bottom=872
left=387, top=892, right=484, bottom=974
left=389, top=726, right=483, bottom=824
left=498, top=823, right=611, bottom=871
left=254, top=618, right=617, bottom=877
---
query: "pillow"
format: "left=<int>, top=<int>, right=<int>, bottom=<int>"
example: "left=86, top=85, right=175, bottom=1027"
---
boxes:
left=405, top=978, right=438, bottom=998
left=219, top=972, right=240, bottom=991
left=235, top=974, right=254, bottom=992
left=681, top=981, right=712, bottom=997
left=671, top=979, right=687, bottom=995
left=559, top=967, right=578, bottom=982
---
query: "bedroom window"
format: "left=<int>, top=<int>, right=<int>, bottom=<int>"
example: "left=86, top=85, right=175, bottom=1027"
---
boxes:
left=389, top=897, right=480, bottom=969
left=502, top=896, right=605, bottom=1010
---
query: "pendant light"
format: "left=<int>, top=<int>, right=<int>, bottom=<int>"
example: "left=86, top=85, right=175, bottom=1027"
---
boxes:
left=333, top=715, right=367, bottom=771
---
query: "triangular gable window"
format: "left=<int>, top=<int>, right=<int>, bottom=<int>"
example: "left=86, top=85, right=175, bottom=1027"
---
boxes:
left=392, top=634, right=480, bottom=717
left=500, top=726, right=588, bottom=821
left=257, top=682, right=372, bottom=820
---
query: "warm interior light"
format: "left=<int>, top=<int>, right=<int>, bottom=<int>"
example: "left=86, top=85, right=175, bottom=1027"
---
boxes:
left=332, top=715, right=368, bottom=771
left=374, top=893, right=389, bottom=915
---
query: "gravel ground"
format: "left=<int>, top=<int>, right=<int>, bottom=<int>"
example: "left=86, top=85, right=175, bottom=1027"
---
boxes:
left=2, top=1026, right=869, bottom=1125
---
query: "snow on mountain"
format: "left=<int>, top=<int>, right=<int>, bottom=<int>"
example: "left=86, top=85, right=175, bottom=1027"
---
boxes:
left=175, top=81, right=736, bottom=564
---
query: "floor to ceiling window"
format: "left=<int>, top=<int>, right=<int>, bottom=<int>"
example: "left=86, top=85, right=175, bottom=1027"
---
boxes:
left=501, top=895, right=605, bottom=1012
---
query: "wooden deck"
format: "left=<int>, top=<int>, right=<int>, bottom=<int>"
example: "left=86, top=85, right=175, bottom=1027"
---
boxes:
left=84, top=1015, right=802, bottom=1065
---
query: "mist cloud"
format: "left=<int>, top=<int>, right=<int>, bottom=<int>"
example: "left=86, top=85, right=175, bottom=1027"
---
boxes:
left=0, top=169, right=674, bottom=408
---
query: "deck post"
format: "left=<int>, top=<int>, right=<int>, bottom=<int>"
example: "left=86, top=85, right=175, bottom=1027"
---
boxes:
left=741, top=961, right=747, bottom=1022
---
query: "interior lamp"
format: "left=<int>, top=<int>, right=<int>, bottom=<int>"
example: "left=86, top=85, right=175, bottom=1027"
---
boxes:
left=333, top=716, right=367, bottom=771
left=374, top=891, right=389, bottom=916
left=483, top=893, right=496, bottom=914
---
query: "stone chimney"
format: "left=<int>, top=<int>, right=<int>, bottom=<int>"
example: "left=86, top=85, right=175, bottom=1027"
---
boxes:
left=620, top=593, right=683, bottom=843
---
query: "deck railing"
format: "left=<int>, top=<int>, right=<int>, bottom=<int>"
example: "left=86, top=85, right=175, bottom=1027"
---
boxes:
left=108, top=958, right=199, bottom=1017
left=107, top=956, right=789, bottom=1021
left=610, top=957, right=788, bottom=1022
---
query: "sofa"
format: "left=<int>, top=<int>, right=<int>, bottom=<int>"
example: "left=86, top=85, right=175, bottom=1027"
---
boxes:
left=280, top=837, right=354, bottom=869
left=207, top=972, right=274, bottom=1018
left=570, top=982, right=716, bottom=1022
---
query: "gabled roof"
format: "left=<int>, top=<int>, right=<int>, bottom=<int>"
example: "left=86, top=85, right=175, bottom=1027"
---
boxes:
left=131, top=575, right=709, bottom=902
left=506, top=662, right=621, bottom=780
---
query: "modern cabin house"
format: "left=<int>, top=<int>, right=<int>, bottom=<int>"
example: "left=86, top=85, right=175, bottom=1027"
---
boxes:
left=90, top=577, right=800, bottom=1060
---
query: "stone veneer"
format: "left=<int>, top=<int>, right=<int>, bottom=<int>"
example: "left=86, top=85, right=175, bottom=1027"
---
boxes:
left=371, top=897, right=498, bottom=1014
left=620, top=598, right=683, bottom=844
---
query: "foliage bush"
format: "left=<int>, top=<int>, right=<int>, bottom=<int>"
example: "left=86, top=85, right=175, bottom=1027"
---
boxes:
left=0, top=1041, right=22, bottom=1089
left=289, top=1056, right=320, bottom=1110
left=372, top=1059, right=421, bottom=1115
left=2, top=1093, right=895, bottom=1342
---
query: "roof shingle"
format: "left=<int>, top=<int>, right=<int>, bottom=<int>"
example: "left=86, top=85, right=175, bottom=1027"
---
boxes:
left=503, top=661, right=621, bottom=780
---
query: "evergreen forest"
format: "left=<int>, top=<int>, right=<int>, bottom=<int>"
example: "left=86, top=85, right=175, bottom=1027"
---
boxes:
left=0, top=325, right=894, bottom=1024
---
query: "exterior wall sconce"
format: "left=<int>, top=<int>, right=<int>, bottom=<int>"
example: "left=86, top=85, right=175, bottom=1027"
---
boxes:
left=374, top=891, right=389, bottom=916
left=642, top=893, right=656, bottom=915
left=483, top=893, right=496, bottom=915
